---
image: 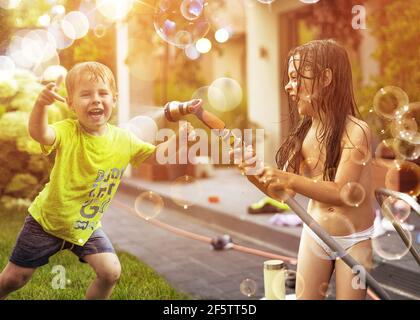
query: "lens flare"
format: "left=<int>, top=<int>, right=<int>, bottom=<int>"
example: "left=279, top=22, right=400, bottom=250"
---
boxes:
left=96, top=0, right=134, bottom=21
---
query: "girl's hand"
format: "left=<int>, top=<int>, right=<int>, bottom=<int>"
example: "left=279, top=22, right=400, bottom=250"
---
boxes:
left=257, top=167, right=296, bottom=201
left=237, top=144, right=264, bottom=176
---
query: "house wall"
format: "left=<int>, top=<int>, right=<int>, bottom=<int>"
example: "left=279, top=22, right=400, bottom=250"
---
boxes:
left=245, top=0, right=302, bottom=165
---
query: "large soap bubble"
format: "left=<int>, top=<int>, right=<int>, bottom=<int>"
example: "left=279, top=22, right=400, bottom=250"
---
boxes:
left=154, top=0, right=210, bottom=49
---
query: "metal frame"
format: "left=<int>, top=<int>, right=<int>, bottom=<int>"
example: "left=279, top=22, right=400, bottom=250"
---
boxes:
left=374, top=188, right=420, bottom=267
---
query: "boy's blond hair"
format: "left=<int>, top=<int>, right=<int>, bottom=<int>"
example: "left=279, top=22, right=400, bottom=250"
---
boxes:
left=65, top=62, right=117, bottom=101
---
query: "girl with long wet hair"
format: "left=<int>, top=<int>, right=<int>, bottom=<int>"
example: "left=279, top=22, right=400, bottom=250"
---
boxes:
left=240, top=39, right=375, bottom=299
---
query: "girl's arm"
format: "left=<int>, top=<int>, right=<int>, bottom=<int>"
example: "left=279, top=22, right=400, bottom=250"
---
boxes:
left=287, top=122, right=372, bottom=205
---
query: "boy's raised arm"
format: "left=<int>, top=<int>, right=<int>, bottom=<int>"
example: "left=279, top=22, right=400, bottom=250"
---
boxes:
left=29, top=77, right=65, bottom=146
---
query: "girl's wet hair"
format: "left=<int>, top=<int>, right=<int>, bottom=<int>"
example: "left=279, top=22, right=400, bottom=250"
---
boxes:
left=276, top=39, right=364, bottom=181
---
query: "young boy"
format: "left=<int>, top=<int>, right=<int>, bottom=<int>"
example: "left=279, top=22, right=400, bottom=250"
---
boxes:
left=0, top=61, right=192, bottom=300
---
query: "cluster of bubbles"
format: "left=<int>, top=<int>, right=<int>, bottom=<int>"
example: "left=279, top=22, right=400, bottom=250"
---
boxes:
left=369, top=86, right=419, bottom=166
left=364, top=84, right=419, bottom=251
left=1, top=0, right=133, bottom=79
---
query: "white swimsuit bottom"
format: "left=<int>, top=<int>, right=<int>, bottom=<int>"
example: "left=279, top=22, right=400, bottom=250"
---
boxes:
left=303, top=224, right=375, bottom=260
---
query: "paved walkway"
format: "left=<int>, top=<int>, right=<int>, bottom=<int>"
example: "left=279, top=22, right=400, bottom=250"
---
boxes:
left=104, top=192, right=298, bottom=300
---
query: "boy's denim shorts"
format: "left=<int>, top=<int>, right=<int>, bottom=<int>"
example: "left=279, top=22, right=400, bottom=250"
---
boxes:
left=9, top=214, right=116, bottom=269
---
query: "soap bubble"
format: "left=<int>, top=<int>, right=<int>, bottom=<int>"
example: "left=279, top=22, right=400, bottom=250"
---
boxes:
left=350, top=145, right=371, bottom=166
left=393, top=138, right=420, bottom=161
left=393, top=102, right=420, bottom=145
left=127, top=115, right=158, bottom=145
left=0, top=55, right=15, bottom=81
left=42, top=65, right=67, bottom=83
left=372, top=224, right=413, bottom=261
left=373, top=86, right=409, bottom=120
left=154, top=0, right=210, bottom=48
left=284, top=269, right=305, bottom=299
left=184, top=44, right=200, bottom=60
left=180, top=0, right=204, bottom=21
left=381, top=196, right=411, bottom=223
left=385, top=160, right=420, bottom=196
left=271, top=269, right=287, bottom=299
left=339, top=182, right=366, bottom=207
left=208, top=77, right=243, bottom=112
left=134, top=191, right=164, bottom=220
left=93, top=24, right=107, bottom=38
left=170, top=175, right=202, bottom=209
left=96, top=0, right=134, bottom=21
left=61, top=11, right=90, bottom=40
left=48, top=20, right=74, bottom=49
left=240, top=278, right=257, bottom=297
left=374, top=139, right=397, bottom=167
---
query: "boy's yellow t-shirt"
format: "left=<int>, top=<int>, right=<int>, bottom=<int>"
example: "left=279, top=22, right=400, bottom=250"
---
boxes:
left=28, top=119, right=156, bottom=246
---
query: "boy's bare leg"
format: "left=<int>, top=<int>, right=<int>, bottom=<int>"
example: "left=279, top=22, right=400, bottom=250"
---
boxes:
left=0, top=262, right=36, bottom=300
left=296, top=230, right=335, bottom=299
left=84, top=252, right=121, bottom=300
left=335, top=239, right=372, bottom=300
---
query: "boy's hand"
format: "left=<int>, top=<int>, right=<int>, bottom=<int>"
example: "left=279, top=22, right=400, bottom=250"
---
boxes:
left=35, top=76, right=66, bottom=108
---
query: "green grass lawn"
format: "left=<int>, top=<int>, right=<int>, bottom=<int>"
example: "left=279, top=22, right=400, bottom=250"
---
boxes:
left=0, top=206, right=190, bottom=300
